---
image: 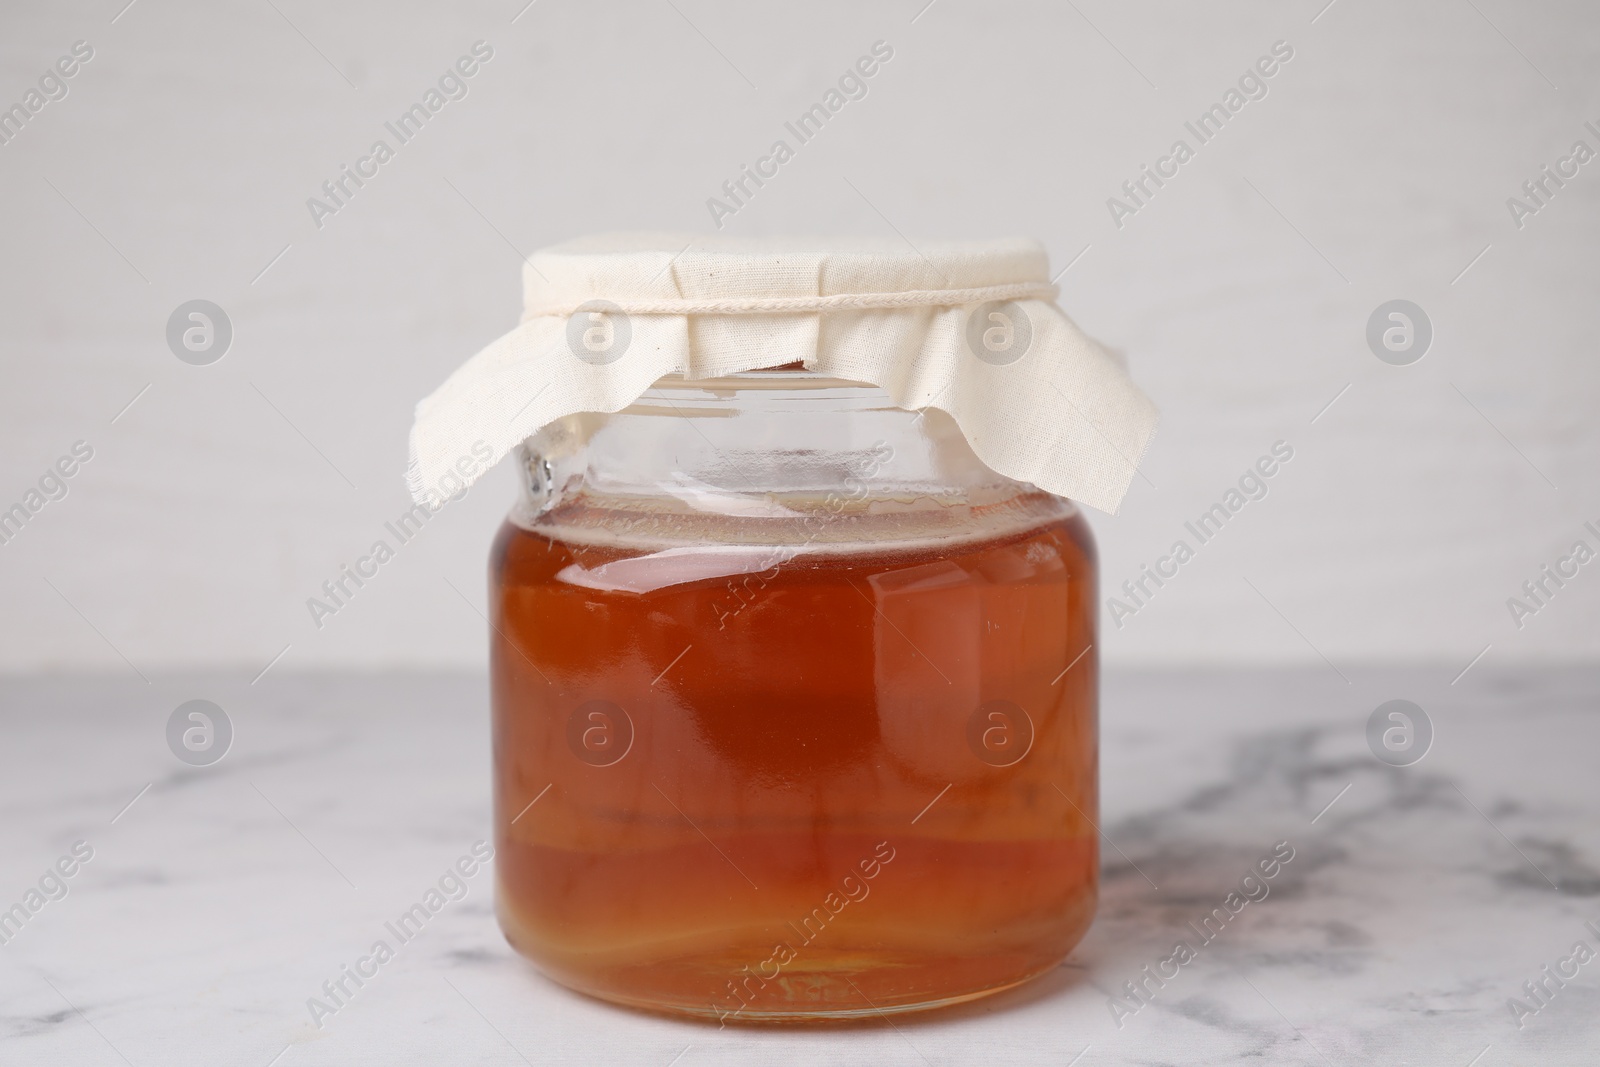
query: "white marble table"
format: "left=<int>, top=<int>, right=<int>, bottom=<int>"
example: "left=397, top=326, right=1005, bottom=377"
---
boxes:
left=1, top=668, right=1596, bottom=1065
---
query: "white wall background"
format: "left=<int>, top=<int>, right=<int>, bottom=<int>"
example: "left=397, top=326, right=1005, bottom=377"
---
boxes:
left=0, top=0, right=1595, bottom=675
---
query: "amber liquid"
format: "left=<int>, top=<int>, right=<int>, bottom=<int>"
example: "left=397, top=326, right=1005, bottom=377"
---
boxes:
left=490, top=498, right=1098, bottom=1020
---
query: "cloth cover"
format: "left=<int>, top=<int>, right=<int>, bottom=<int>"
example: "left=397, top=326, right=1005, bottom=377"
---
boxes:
left=407, top=233, right=1157, bottom=514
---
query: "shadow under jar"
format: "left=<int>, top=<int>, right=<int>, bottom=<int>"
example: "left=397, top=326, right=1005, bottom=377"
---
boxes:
left=490, top=372, right=1098, bottom=1022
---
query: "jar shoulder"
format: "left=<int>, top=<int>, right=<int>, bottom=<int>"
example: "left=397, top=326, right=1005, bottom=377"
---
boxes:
left=492, top=495, right=1096, bottom=594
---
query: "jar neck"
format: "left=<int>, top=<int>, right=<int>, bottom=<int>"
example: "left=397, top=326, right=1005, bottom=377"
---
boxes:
left=514, top=372, right=1074, bottom=550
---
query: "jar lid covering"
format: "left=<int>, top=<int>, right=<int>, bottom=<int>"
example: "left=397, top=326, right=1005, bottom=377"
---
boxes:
left=407, top=233, right=1157, bottom=513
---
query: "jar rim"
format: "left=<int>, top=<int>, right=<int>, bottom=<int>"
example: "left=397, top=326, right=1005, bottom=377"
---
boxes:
left=648, top=368, right=877, bottom=392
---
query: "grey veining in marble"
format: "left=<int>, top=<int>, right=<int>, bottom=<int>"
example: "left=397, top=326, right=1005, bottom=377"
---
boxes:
left=0, top=667, right=1596, bottom=1065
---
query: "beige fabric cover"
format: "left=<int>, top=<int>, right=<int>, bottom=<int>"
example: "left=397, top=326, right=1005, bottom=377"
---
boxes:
left=407, top=233, right=1157, bottom=513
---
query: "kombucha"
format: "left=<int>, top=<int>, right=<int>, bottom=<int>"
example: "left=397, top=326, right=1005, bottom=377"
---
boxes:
left=490, top=490, right=1098, bottom=1020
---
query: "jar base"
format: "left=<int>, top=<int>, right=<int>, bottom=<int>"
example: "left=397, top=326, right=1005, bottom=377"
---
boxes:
left=509, top=936, right=1077, bottom=1025
left=608, top=968, right=1055, bottom=1025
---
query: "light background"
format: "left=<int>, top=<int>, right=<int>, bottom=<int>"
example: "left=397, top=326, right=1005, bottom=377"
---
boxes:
left=0, top=0, right=1595, bottom=675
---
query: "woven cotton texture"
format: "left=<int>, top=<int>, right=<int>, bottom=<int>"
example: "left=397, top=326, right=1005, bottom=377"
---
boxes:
left=406, top=233, right=1157, bottom=514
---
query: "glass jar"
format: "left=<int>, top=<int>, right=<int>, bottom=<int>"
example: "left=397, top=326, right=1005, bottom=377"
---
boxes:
left=489, top=371, right=1098, bottom=1022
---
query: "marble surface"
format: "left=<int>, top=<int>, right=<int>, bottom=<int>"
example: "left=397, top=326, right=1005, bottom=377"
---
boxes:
left=1, top=667, right=1596, bottom=1066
